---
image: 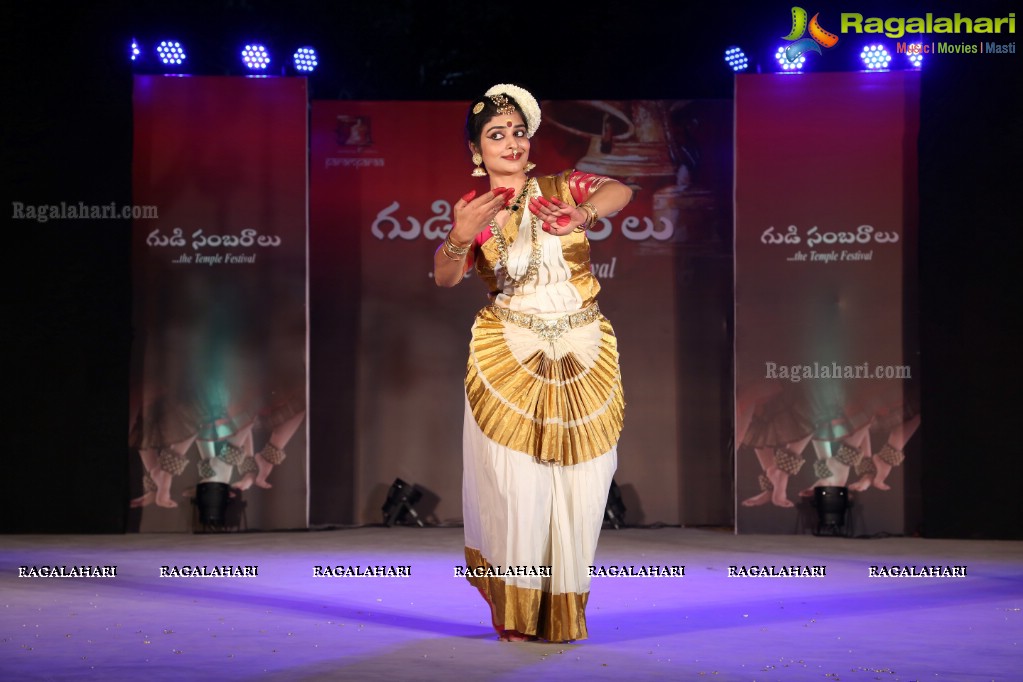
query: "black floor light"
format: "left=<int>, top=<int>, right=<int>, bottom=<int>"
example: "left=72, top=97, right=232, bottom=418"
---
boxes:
left=604, top=479, right=626, bottom=529
left=382, top=478, right=424, bottom=527
left=813, top=486, right=850, bottom=536
left=194, top=482, right=231, bottom=532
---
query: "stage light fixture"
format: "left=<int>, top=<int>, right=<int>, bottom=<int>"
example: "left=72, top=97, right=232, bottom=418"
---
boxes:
left=241, top=44, right=271, bottom=71
left=156, top=40, right=187, bottom=66
left=860, top=44, right=892, bottom=70
left=130, top=38, right=141, bottom=62
left=906, top=46, right=924, bottom=69
left=724, top=46, right=749, bottom=72
left=812, top=486, right=850, bottom=536
left=293, top=47, right=318, bottom=73
left=382, top=478, right=425, bottom=527
left=604, top=479, right=626, bottom=529
left=775, top=46, right=806, bottom=72
left=194, top=482, right=231, bottom=531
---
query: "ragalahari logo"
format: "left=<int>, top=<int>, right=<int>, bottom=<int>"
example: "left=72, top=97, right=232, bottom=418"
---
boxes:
left=782, top=7, right=840, bottom=62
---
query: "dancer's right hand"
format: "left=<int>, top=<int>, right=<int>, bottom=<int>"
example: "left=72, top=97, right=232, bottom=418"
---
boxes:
left=451, top=188, right=515, bottom=243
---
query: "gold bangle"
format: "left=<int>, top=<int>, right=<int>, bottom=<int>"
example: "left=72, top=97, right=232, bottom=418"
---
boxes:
left=441, top=241, right=467, bottom=260
left=443, top=235, right=470, bottom=256
left=574, top=202, right=598, bottom=232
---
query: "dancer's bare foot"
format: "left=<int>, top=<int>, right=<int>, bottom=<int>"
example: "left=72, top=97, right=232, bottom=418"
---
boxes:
left=798, top=481, right=828, bottom=497
left=152, top=469, right=177, bottom=508
left=767, top=467, right=794, bottom=508
left=254, top=453, right=274, bottom=489
left=742, top=491, right=771, bottom=507
left=232, top=449, right=262, bottom=491
left=232, top=474, right=255, bottom=491
left=130, top=492, right=154, bottom=508
left=873, top=458, right=893, bottom=490
left=848, top=475, right=872, bottom=492
left=499, top=630, right=536, bottom=642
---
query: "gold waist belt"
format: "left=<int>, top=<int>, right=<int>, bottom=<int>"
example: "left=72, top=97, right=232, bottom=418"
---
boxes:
left=488, top=302, right=601, bottom=342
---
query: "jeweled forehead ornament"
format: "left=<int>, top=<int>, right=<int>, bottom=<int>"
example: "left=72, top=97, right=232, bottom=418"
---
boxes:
left=484, top=84, right=541, bottom=138
left=488, top=93, right=516, bottom=116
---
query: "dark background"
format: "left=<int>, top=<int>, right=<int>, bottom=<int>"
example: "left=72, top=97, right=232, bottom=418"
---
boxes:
left=4, top=0, right=1019, bottom=537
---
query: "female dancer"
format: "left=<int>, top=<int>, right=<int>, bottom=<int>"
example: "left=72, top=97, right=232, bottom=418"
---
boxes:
left=435, top=84, right=632, bottom=642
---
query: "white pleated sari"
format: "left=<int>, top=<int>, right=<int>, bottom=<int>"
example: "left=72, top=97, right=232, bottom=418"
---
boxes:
left=461, top=171, right=624, bottom=641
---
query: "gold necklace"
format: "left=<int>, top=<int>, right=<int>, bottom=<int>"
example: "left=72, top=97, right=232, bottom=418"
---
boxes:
left=490, top=178, right=540, bottom=288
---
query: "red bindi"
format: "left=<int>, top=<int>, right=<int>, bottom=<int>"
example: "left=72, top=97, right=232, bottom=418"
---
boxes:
left=506, top=121, right=513, bottom=127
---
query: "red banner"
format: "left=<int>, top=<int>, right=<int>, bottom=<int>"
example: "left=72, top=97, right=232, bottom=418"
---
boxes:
left=734, top=72, right=921, bottom=534
left=311, top=99, right=733, bottom=525
left=130, top=76, right=309, bottom=531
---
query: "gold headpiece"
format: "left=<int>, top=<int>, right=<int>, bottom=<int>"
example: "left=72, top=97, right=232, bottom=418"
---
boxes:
left=485, top=84, right=541, bottom=137
left=472, top=101, right=485, bottom=115
left=488, top=93, right=516, bottom=115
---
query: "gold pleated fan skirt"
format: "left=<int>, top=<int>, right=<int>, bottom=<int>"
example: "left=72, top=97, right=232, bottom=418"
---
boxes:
left=465, top=305, right=625, bottom=466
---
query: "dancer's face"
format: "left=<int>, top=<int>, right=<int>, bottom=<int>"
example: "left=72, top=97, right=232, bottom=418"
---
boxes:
left=471, top=112, right=530, bottom=175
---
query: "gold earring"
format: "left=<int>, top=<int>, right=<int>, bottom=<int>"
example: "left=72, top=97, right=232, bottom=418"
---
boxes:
left=524, top=162, right=536, bottom=172
left=471, top=152, right=487, bottom=177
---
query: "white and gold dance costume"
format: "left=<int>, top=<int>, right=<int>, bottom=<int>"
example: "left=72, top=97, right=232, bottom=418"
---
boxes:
left=462, top=170, right=624, bottom=641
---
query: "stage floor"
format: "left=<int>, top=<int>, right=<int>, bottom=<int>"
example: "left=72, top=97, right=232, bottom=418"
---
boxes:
left=1, top=527, right=1020, bottom=681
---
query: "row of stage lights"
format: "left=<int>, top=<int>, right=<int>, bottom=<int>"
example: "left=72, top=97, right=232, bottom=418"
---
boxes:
left=130, top=39, right=319, bottom=73
left=133, top=37, right=920, bottom=78
left=724, top=43, right=924, bottom=73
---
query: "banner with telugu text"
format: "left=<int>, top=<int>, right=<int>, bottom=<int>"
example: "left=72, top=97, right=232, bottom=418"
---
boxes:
left=734, top=71, right=921, bottom=535
left=310, top=98, right=734, bottom=526
left=129, top=75, right=309, bottom=531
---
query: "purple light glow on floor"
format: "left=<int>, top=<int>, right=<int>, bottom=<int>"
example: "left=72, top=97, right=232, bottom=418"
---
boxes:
left=1, top=528, right=1020, bottom=681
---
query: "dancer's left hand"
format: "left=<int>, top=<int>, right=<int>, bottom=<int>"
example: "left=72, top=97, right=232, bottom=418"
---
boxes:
left=528, top=196, right=586, bottom=235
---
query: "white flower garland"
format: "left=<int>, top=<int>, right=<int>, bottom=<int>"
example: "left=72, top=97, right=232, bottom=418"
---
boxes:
left=485, top=84, right=541, bottom=138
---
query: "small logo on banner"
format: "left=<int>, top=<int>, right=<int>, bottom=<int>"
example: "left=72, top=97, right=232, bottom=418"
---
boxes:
left=335, top=115, right=373, bottom=147
left=327, top=114, right=386, bottom=169
left=782, top=7, right=840, bottom=63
